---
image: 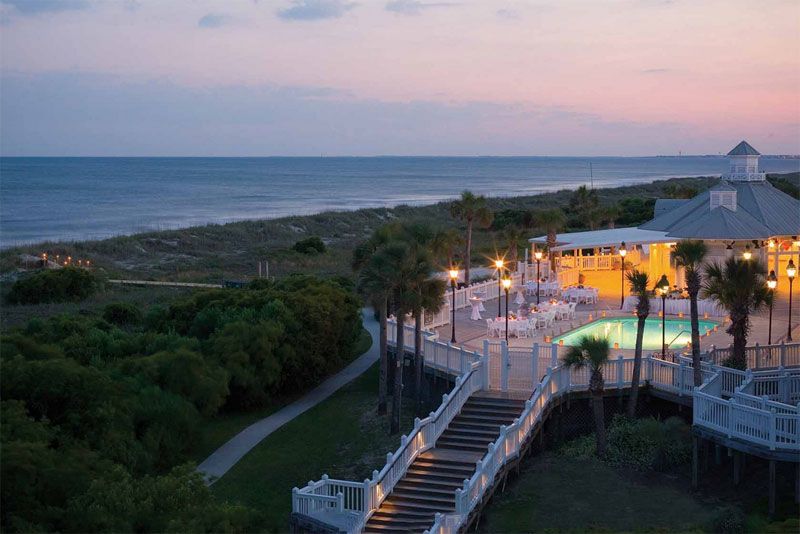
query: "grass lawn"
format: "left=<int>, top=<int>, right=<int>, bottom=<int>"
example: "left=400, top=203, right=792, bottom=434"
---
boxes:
left=212, top=361, right=415, bottom=532
left=191, top=328, right=374, bottom=463
left=479, top=453, right=720, bottom=533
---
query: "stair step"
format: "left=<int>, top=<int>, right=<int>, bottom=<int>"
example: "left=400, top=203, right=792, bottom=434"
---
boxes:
left=436, top=434, right=495, bottom=448
left=380, top=497, right=454, bottom=513
left=411, top=458, right=476, bottom=471
left=366, top=515, right=434, bottom=529
left=399, top=476, right=465, bottom=489
left=403, top=470, right=472, bottom=485
left=370, top=508, right=438, bottom=520
left=452, top=413, right=514, bottom=425
left=391, top=488, right=455, bottom=504
left=459, top=408, right=520, bottom=421
left=440, top=426, right=499, bottom=438
left=406, top=465, right=475, bottom=479
left=365, top=524, right=425, bottom=534
left=394, top=481, right=458, bottom=498
left=463, top=401, right=524, bottom=413
left=437, top=440, right=492, bottom=453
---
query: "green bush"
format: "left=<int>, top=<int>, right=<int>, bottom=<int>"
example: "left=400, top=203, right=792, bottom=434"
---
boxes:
left=292, top=236, right=326, bottom=254
left=708, top=506, right=745, bottom=534
left=560, top=415, right=691, bottom=472
left=103, top=302, right=143, bottom=327
left=6, top=267, right=100, bottom=305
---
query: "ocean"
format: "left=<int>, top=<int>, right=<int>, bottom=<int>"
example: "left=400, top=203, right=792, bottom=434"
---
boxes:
left=1, top=156, right=798, bottom=247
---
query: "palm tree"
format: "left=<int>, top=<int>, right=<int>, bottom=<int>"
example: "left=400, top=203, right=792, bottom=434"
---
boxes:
left=569, top=185, right=599, bottom=214
left=409, top=276, right=446, bottom=415
left=562, top=336, right=610, bottom=456
left=673, top=240, right=708, bottom=386
left=626, top=270, right=650, bottom=417
left=532, top=208, right=566, bottom=271
left=430, top=228, right=463, bottom=270
left=449, top=191, right=493, bottom=285
left=353, top=224, right=403, bottom=415
left=396, top=223, right=446, bottom=416
left=503, top=225, right=526, bottom=270
left=602, top=205, right=621, bottom=229
left=703, top=258, right=769, bottom=370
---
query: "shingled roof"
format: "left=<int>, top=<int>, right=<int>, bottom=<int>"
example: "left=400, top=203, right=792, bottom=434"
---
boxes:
left=727, top=140, right=760, bottom=156
left=640, top=180, right=800, bottom=239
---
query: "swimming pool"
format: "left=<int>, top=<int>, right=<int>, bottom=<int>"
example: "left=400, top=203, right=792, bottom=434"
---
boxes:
left=554, top=317, right=718, bottom=350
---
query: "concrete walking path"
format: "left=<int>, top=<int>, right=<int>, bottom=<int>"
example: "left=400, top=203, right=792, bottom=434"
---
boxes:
left=198, top=308, right=380, bottom=482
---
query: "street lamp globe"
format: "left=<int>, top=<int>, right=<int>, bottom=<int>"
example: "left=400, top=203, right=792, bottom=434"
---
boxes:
left=502, top=278, right=512, bottom=290
left=658, top=274, right=670, bottom=295
left=767, top=271, right=777, bottom=290
left=742, top=245, right=752, bottom=261
left=788, top=260, right=797, bottom=279
left=448, top=269, right=459, bottom=281
left=534, top=250, right=543, bottom=261
left=619, top=241, right=627, bottom=258
left=495, top=259, right=504, bottom=270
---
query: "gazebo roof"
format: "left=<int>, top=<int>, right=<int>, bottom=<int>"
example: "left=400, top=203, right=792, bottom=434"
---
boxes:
left=727, top=140, right=760, bottom=156
left=529, top=227, right=672, bottom=251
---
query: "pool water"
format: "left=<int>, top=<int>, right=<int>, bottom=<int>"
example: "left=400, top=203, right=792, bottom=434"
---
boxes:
left=554, top=318, right=718, bottom=350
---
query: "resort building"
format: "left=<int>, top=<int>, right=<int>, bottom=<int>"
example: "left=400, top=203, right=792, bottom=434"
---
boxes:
left=530, top=141, right=800, bottom=294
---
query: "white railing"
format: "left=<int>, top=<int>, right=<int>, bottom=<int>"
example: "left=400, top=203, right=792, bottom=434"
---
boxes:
left=297, top=333, right=799, bottom=533
left=293, top=323, right=485, bottom=533
left=706, top=342, right=800, bottom=369
left=694, top=367, right=800, bottom=452
left=556, top=253, right=634, bottom=272
left=557, top=267, right=579, bottom=288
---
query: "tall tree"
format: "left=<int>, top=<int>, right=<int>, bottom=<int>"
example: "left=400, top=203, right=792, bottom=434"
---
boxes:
left=626, top=270, right=650, bottom=417
left=672, top=240, right=708, bottom=386
left=449, top=191, right=493, bottom=285
left=703, top=258, right=769, bottom=370
left=396, top=223, right=446, bottom=416
left=569, top=185, right=599, bottom=215
left=353, top=224, right=402, bottom=415
left=503, top=225, right=526, bottom=270
left=532, top=208, right=566, bottom=271
left=562, top=336, right=610, bottom=456
left=430, top=228, right=463, bottom=271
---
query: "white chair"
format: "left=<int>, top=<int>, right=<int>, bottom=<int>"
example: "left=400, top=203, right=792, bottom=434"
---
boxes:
left=515, top=321, right=529, bottom=338
left=542, top=310, right=556, bottom=328
left=567, top=302, right=577, bottom=319
left=486, top=319, right=498, bottom=337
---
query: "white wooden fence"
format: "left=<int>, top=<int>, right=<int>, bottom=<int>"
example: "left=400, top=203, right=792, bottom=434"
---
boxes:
left=294, top=325, right=800, bottom=534
left=705, top=342, right=800, bottom=369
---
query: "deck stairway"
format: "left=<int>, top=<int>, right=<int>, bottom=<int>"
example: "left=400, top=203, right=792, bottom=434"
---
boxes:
left=363, top=394, right=526, bottom=533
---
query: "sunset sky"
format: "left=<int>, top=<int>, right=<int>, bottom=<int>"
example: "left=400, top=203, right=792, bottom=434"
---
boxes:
left=1, top=0, right=798, bottom=156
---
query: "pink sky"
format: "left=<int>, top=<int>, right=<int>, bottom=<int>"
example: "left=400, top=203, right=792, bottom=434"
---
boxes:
left=1, top=0, right=798, bottom=155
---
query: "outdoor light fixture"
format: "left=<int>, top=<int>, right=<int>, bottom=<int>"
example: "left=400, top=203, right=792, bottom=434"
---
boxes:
left=494, top=258, right=505, bottom=317
left=767, top=270, right=777, bottom=344
left=788, top=260, right=796, bottom=342
left=742, top=245, right=752, bottom=261
left=619, top=242, right=627, bottom=309
left=534, top=249, right=544, bottom=304
left=657, top=274, right=669, bottom=358
left=502, top=277, right=512, bottom=341
left=768, top=239, right=776, bottom=249
left=449, top=269, right=459, bottom=343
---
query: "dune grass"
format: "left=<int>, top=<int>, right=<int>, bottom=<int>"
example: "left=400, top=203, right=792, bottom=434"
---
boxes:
left=1, top=176, right=720, bottom=283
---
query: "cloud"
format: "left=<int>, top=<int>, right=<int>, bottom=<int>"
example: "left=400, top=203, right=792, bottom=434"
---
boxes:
left=641, top=68, right=671, bottom=74
left=198, top=13, right=229, bottom=28
left=385, top=0, right=457, bottom=16
left=276, top=0, right=356, bottom=21
left=0, top=0, right=89, bottom=15
left=496, top=8, right=519, bottom=20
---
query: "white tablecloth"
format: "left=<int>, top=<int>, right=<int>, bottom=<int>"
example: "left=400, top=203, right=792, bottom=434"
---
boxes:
left=622, top=296, right=725, bottom=317
left=562, top=287, right=598, bottom=303
left=515, top=290, right=526, bottom=305
left=525, top=281, right=559, bottom=295
left=469, top=296, right=485, bottom=312
left=469, top=301, right=482, bottom=320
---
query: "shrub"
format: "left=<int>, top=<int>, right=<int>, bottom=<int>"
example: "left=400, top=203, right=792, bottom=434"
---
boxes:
left=6, top=267, right=100, bottom=305
left=708, top=506, right=745, bottom=534
left=560, top=415, right=691, bottom=472
left=292, top=236, right=326, bottom=254
left=103, top=302, right=143, bottom=327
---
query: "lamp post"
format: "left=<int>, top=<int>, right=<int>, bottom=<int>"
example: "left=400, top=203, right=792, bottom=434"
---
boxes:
left=742, top=244, right=752, bottom=261
left=658, top=274, right=670, bottom=358
left=449, top=269, right=459, bottom=343
left=534, top=250, right=543, bottom=304
left=788, top=260, right=796, bottom=342
left=619, top=241, right=627, bottom=309
left=495, top=259, right=505, bottom=318
left=502, top=278, right=512, bottom=341
left=767, top=270, right=777, bottom=345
